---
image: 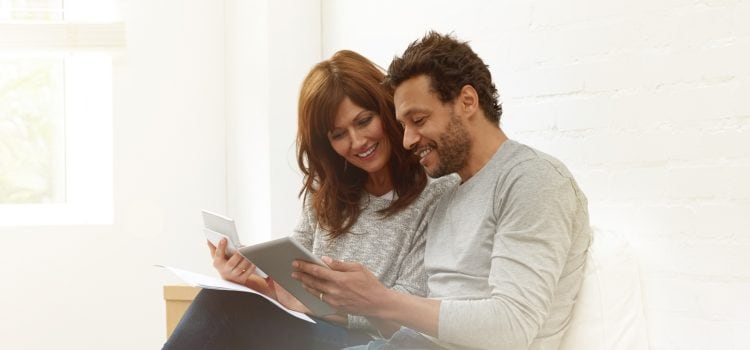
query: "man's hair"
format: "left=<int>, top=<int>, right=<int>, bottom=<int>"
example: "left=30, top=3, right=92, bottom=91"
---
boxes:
left=296, top=50, right=427, bottom=238
left=386, top=31, right=502, bottom=124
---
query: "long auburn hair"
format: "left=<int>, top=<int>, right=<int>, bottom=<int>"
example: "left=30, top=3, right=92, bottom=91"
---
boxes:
left=296, top=50, right=427, bottom=238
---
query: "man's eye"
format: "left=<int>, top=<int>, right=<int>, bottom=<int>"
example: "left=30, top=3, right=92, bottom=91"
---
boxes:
left=414, top=117, right=425, bottom=125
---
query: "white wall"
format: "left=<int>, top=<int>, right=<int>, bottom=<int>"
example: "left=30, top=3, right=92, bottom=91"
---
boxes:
left=225, top=0, right=320, bottom=244
left=0, top=0, right=227, bottom=348
left=0, top=1, right=319, bottom=348
left=2, top=1, right=747, bottom=349
left=322, top=0, right=750, bottom=349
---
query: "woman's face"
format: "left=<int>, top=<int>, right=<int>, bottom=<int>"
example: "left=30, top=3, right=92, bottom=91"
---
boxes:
left=327, top=97, right=392, bottom=177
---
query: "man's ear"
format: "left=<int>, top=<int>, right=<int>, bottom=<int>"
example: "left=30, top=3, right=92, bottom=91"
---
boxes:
left=458, top=84, right=479, bottom=117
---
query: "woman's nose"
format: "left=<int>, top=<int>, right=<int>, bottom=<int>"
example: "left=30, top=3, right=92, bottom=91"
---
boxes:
left=350, top=130, right=367, bottom=149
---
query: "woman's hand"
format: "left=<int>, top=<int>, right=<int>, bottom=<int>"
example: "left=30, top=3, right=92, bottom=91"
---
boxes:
left=208, top=238, right=255, bottom=283
left=207, top=238, right=272, bottom=295
left=265, top=278, right=310, bottom=314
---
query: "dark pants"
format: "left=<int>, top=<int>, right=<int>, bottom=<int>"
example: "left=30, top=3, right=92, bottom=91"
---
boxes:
left=162, top=289, right=373, bottom=350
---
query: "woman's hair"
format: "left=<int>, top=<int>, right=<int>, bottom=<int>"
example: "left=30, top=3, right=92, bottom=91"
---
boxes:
left=296, top=50, right=427, bottom=238
left=386, top=30, right=502, bottom=124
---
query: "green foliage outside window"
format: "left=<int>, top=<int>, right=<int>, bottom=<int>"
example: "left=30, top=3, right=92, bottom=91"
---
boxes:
left=0, top=60, right=64, bottom=204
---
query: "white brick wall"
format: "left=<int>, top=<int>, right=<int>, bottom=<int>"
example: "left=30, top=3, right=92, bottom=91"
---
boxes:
left=324, top=0, right=750, bottom=348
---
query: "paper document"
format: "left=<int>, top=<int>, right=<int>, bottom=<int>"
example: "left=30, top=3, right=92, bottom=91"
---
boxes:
left=156, top=265, right=315, bottom=323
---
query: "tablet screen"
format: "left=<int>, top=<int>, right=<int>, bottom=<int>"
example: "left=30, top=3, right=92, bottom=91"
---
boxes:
left=239, top=237, right=336, bottom=316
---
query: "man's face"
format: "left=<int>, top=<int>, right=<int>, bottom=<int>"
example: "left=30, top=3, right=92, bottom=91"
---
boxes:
left=394, top=75, right=470, bottom=178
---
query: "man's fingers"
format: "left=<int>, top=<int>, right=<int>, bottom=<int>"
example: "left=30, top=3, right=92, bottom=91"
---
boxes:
left=293, top=260, right=337, bottom=280
left=322, top=256, right=361, bottom=272
left=301, top=284, right=321, bottom=298
left=292, top=270, right=327, bottom=292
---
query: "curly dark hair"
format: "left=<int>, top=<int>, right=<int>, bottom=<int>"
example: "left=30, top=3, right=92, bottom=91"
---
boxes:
left=385, top=31, right=502, bottom=124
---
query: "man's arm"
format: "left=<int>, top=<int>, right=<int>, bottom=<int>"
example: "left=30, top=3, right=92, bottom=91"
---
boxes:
left=433, top=160, right=584, bottom=349
left=379, top=289, right=441, bottom=336
left=292, top=257, right=441, bottom=336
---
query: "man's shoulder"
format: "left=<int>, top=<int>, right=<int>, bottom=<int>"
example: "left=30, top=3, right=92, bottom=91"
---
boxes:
left=499, top=140, right=574, bottom=180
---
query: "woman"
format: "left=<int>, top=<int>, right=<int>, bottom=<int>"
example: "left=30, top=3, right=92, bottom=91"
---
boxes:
left=163, top=50, right=456, bottom=349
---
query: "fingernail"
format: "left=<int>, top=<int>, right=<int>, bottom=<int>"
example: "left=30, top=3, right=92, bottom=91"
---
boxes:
left=291, top=272, right=298, bottom=279
left=292, top=261, right=299, bottom=268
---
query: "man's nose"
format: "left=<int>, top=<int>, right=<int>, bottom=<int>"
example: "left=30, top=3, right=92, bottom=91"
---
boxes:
left=402, top=125, right=420, bottom=151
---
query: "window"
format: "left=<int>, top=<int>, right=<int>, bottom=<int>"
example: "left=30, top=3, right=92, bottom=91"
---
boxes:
left=0, top=0, right=124, bottom=225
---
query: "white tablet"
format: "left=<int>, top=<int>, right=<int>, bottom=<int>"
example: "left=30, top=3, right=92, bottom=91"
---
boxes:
left=239, top=237, right=336, bottom=316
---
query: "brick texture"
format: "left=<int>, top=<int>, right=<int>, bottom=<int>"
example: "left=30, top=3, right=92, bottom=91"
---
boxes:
left=323, top=0, right=750, bottom=347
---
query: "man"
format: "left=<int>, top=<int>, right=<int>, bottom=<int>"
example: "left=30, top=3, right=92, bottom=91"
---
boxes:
left=293, top=31, right=592, bottom=350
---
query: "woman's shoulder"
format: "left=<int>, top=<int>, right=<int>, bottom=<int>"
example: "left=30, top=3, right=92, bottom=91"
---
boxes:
left=426, top=173, right=460, bottom=191
left=418, top=173, right=460, bottom=202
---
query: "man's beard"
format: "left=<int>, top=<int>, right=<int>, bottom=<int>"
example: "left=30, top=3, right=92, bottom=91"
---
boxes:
left=427, top=111, right=470, bottom=178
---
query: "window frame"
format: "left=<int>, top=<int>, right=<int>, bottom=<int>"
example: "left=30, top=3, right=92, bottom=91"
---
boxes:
left=0, top=2, right=123, bottom=226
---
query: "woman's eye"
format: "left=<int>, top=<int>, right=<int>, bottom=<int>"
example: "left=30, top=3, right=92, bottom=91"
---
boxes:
left=357, top=114, right=374, bottom=126
left=330, top=131, right=345, bottom=140
left=414, top=117, right=425, bottom=125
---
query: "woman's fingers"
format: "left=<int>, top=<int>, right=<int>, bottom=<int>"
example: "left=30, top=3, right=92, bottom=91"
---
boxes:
left=214, top=238, right=228, bottom=260
left=208, top=239, right=259, bottom=286
left=226, top=250, right=239, bottom=265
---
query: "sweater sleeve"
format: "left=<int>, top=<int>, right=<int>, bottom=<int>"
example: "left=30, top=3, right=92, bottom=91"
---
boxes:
left=391, top=175, right=458, bottom=296
left=350, top=178, right=457, bottom=333
left=289, top=200, right=380, bottom=332
left=390, top=221, right=428, bottom=297
left=347, top=223, right=426, bottom=332
left=437, top=160, right=580, bottom=349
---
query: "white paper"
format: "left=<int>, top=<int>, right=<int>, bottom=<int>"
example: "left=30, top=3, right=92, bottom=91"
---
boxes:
left=156, top=265, right=315, bottom=323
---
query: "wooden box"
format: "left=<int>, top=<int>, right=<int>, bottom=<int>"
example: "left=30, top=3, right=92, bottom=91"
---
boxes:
left=163, top=285, right=201, bottom=337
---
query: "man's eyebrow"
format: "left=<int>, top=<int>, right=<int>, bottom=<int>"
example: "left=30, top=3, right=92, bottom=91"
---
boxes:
left=400, top=107, right=429, bottom=119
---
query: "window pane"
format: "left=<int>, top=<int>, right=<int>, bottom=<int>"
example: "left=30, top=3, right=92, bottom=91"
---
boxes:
left=0, top=58, right=65, bottom=204
left=0, top=0, right=64, bottom=21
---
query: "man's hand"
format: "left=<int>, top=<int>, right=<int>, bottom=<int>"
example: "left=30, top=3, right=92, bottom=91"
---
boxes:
left=291, top=256, right=390, bottom=317
left=269, top=278, right=348, bottom=324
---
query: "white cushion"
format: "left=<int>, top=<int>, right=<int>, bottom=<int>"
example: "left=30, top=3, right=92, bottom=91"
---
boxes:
left=559, top=228, right=650, bottom=350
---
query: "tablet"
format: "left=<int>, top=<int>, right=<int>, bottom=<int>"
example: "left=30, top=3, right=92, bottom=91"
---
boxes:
left=239, top=237, right=336, bottom=316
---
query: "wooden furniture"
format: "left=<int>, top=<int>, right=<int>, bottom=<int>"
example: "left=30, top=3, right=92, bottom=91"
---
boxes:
left=163, top=285, right=201, bottom=337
